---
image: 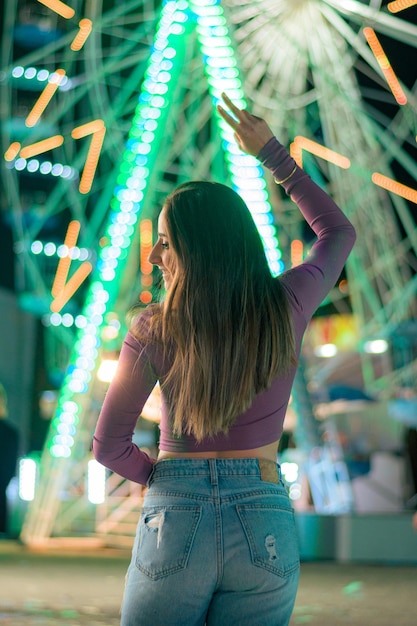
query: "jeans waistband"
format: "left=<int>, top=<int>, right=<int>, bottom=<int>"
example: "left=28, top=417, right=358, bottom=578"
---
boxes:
left=150, top=458, right=281, bottom=485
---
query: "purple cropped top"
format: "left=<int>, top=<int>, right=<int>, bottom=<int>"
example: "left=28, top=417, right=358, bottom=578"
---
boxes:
left=93, top=138, right=356, bottom=485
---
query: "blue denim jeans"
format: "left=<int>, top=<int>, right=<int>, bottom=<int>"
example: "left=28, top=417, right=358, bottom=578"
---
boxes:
left=121, top=458, right=300, bottom=626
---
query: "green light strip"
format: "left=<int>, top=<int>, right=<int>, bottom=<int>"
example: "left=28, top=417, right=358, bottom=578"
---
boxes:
left=190, top=0, right=284, bottom=275
left=47, top=1, right=193, bottom=458
left=45, top=0, right=284, bottom=460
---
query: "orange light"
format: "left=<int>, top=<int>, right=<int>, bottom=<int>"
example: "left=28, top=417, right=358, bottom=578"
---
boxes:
left=78, top=127, right=105, bottom=194
left=339, top=279, right=349, bottom=294
left=372, top=173, right=417, bottom=204
left=20, top=135, right=64, bottom=159
left=36, top=0, right=75, bottom=19
left=82, top=129, right=105, bottom=194
left=71, top=119, right=105, bottom=139
left=141, top=275, right=153, bottom=287
left=363, top=27, right=407, bottom=105
left=71, top=18, right=93, bottom=51
left=51, top=220, right=81, bottom=298
left=50, top=262, right=93, bottom=313
left=25, top=69, right=66, bottom=128
left=293, top=136, right=351, bottom=169
left=72, top=120, right=106, bottom=194
left=387, top=0, right=417, bottom=13
left=290, top=141, right=303, bottom=167
left=290, top=239, right=304, bottom=267
left=4, top=142, right=21, bottom=161
left=139, top=291, right=153, bottom=304
left=140, top=219, right=153, bottom=275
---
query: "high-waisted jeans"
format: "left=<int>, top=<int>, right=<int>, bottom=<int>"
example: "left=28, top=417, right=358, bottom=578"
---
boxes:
left=120, top=458, right=300, bottom=626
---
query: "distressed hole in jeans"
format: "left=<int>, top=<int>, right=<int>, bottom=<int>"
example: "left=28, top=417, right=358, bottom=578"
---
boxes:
left=144, top=511, right=165, bottom=548
left=265, top=534, right=278, bottom=561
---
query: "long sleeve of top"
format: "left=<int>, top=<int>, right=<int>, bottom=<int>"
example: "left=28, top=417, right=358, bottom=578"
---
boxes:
left=257, top=137, right=356, bottom=322
left=93, top=137, right=356, bottom=485
left=93, top=315, right=159, bottom=484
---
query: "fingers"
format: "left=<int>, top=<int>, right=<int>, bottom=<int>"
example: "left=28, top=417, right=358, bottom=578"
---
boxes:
left=217, top=103, right=239, bottom=130
left=217, top=92, right=250, bottom=130
left=221, top=92, right=244, bottom=119
left=217, top=92, right=271, bottom=155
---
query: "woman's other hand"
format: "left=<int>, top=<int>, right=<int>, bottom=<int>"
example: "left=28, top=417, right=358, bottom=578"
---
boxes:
left=217, top=93, right=274, bottom=157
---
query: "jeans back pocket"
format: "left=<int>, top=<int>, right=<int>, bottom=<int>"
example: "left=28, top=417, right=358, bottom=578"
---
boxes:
left=236, top=503, right=299, bottom=578
left=136, top=505, right=202, bottom=580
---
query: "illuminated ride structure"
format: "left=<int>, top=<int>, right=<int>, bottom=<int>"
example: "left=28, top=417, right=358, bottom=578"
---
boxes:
left=1, top=0, right=416, bottom=546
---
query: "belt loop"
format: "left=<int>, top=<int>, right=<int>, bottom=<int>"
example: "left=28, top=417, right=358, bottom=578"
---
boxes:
left=208, top=459, right=218, bottom=486
left=258, top=458, right=279, bottom=484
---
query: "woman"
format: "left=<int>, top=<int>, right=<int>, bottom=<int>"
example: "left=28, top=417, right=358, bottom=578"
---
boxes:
left=93, top=94, right=356, bottom=625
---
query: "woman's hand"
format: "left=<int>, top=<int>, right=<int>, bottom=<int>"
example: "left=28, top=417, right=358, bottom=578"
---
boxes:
left=217, top=93, right=274, bottom=157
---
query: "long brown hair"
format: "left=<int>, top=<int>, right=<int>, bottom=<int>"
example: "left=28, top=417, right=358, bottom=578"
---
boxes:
left=143, top=181, right=295, bottom=442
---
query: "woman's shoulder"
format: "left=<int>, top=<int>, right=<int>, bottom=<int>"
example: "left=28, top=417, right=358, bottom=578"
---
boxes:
left=129, top=303, right=162, bottom=341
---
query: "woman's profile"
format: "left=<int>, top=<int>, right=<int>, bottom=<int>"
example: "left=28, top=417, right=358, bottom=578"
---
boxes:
left=93, top=93, right=356, bottom=626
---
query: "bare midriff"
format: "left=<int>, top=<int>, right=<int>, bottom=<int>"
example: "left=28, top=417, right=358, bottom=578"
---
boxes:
left=157, top=439, right=280, bottom=463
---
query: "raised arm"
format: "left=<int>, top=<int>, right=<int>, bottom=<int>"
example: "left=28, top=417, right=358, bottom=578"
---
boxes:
left=218, top=94, right=356, bottom=320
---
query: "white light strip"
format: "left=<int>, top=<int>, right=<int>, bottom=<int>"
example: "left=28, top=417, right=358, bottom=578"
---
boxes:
left=87, top=460, right=106, bottom=504
left=19, top=458, right=37, bottom=502
left=190, top=0, right=284, bottom=275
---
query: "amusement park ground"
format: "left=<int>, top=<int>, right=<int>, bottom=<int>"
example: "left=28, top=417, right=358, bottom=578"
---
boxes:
left=0, top=540, right=416, bottom=626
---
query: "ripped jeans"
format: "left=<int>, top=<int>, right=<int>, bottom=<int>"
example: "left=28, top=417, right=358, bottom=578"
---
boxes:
left=121, top=458, right=300, bottom=626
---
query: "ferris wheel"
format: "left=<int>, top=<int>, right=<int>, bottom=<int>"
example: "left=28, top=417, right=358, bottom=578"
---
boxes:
left=3, top=1, right=415, bottom=390
left=2, top=0, right=416, bottom=542
left=224, top=0, right=417, bottom=393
